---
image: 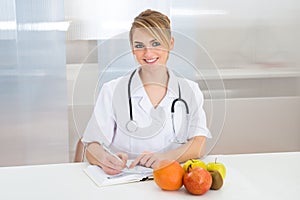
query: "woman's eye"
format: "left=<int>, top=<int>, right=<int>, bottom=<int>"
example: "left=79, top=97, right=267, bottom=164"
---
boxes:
left=135, top=44, right=144, bottom=48
left=152, top=41, right=161, bottom=47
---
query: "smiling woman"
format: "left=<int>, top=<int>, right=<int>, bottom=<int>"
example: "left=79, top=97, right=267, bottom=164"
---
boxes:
left=81, top=9, right=211, bottom=175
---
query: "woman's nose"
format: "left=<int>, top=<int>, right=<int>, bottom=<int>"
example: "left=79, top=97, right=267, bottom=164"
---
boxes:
left=143, top=47, right=154, bottom=56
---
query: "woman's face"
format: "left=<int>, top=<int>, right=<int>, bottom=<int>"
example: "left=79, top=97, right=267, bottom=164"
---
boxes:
left=132, top=28, right=174, bottom=68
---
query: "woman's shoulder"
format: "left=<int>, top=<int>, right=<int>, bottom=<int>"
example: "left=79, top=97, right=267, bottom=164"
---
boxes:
left=177, top=76, right=199, bottom=90
left=169, top=69, right=198, bottom=88
left=101, top=75, right=128, bottom=90
left=185, top=78, right=198, bottom=87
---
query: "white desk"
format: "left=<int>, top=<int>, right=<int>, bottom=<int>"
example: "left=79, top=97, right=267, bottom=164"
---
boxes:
left=0, top=152, right=299, bottom=200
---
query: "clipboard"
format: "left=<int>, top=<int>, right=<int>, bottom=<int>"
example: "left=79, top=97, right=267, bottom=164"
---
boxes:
left=84, top=164, right=153, bottom=187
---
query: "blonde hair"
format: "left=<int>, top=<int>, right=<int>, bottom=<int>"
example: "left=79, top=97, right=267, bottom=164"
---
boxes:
left=129, top=9, right=172, bottom=49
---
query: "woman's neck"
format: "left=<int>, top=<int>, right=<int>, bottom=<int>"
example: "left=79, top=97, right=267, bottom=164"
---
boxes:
left=139, top=66, right=169, bottom=108
left=139, top=66, right=169, bottom=87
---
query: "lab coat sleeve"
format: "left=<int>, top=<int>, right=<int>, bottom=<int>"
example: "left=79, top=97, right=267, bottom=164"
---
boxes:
left=187, top=81, right=212, bottom=139
left=81, top=82, right=116, bottom=146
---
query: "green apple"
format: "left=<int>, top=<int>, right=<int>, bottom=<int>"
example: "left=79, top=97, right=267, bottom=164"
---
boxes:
left=206, top=158, right=226, bottom=180
left=183, top=159, right=207, bottom=172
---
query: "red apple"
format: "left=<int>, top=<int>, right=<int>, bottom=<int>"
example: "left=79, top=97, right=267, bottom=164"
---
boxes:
left=183, top=167, right=212, bottom=195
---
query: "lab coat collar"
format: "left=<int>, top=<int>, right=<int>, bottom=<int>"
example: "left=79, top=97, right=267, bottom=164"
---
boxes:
left=129, top=68, right=151, bottom=113
left=129, top=67, right=179, bottom=113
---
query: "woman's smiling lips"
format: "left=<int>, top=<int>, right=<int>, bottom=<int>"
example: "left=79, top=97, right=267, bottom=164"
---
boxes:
left=144, top=57, right=159, bottom=64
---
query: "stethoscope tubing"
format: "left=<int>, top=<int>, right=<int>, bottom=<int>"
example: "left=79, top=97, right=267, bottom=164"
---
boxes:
left=127, top=69, right=189, bottom=133
left=128, top=69, right=137, bottom=121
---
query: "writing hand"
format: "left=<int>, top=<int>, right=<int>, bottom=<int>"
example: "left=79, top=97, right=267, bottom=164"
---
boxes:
left=86, top=143, right=128, bottom=175
left=99, top=151, right=128, bottom=175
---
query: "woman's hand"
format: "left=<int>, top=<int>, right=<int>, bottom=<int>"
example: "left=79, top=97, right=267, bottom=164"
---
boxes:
left=129, top=151, right=163, bottom=169
left=128, top=136, right=206, bottom=169
left=86, top=143, right=128, bottom=175
left=100, top=152, right=128, bottom=175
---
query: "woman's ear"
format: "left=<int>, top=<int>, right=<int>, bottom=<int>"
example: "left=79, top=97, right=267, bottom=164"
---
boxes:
left=169, top=37, right=174, bottom=50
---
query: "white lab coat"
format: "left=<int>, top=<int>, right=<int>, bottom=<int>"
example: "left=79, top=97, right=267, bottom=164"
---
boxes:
left=82, top=69, right=211, bottom=158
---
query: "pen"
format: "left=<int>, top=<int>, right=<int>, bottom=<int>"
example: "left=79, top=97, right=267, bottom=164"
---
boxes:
left=102, top=144, right=124, bottom=164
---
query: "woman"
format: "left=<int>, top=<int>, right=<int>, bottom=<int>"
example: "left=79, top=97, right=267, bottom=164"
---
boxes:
left=82, top=9, right=211, bottom=175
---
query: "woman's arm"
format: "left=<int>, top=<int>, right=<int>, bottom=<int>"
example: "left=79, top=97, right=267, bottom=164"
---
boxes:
left=166, top=136, right=206, bottom=162
left=129, top=136, right=206, bottom=168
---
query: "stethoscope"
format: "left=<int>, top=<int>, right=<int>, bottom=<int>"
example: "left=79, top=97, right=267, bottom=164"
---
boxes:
left=126, top=69, right=190, bottom=144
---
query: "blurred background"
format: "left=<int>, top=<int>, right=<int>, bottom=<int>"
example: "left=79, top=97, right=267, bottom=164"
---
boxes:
left=0, top=0, right=299, bottom=166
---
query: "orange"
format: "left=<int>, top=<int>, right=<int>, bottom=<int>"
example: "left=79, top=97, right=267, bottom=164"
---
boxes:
left=153, top=160, right=185, bottom=191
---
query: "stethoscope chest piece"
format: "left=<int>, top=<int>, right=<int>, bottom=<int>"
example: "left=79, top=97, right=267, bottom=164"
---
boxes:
left=126, top=120, right=138, bottom=132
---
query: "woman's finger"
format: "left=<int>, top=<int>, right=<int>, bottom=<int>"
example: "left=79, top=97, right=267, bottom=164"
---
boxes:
left=144, top=156, right=157, bottom=168
left=139, top=153, right=153, bottom=166
left=129, top=151, right=150, bottom=168
left=106, top=155, right=125, bottom=170
left=116, top=152, right=128, bottom=168
left=129, top=154, right=143, bottom=168
left=101, top=165, right=122, bottom=175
